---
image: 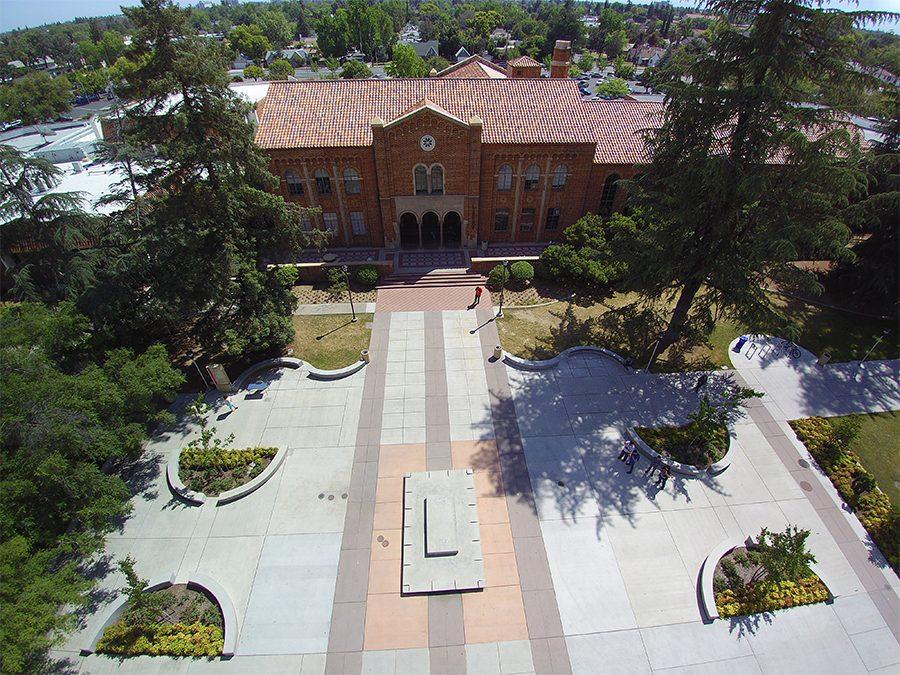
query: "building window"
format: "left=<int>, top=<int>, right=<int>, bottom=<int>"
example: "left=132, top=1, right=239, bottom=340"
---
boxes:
left=545, top=207, right=560, bottom=231
left=315, top=169, right=331, bottom=195
left=599, top=173, right=620, bottom=216
left=285, top=170, right=303, bottom=195
left=343, top=168, right=361, bottom=195
left=414, top=165, right=428, bottom=195
left=524, top=165, right=540, bottom=191
left=323, top=212, right=338, bottom=233
left=494, top=209, right=509, bottom=232
left=350, top=211, right=366, bottom=235
left=552, top=165, right=568, bottom=190
left=430, top=165, right=444, bottom=195
left=299, top=213, right=312, bottom=231
left=520, top=208, right=535, bottom=231
left=498, top=164, right=513, bottom=191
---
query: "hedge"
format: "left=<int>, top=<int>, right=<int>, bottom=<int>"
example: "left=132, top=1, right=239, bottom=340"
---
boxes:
left=716, top=576, right=828, bottom=618
left=790, top=417, right=898, bottom=573
left=356, top=265, right=379, bottom=286
left=97, top=621, right=224, bottom=657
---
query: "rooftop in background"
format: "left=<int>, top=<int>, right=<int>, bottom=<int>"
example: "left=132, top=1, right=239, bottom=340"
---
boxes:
left=436, top=55, right=508, bottom=79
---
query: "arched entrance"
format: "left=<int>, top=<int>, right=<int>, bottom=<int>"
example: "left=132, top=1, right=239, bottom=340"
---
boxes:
left=442, top=211, right=461, bottom=248
left=421, top=211, right=440, bottom=248
left=399, top=212, right=419, bottom=248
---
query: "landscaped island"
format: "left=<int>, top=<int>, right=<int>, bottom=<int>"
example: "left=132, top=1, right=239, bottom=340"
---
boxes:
left=635, top=421, right=730, bottom=469
left=97, top=558, right=224, bottom=658
left=179, top=445, right=278, bottom=497
left=714, top=527, right=828, bottom=619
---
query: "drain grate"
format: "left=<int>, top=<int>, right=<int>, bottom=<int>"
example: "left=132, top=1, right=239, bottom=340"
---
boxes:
left=799, top=481, right=813, bottom=492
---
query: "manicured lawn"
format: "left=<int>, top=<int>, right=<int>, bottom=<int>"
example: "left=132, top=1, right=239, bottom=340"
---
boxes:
left=828, top=412, right=900, bottom=509
left=291, top=313, right=373, bottom=369
left=497, top=290, right=897, bottom=372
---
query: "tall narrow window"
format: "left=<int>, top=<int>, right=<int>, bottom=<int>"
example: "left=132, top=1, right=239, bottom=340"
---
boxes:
left=599, top=173, right=620, bottom=215
left=430, top=165, right=444, bottom=195
left=494, top=209, right=509, bottom=231
left=551, top=164, right=568, bottom=190
left=315, top=169, right=331, bottom=195
left=524, top=165, right=540, bottom=191
left=343, top=168, right=361, bottom=195
left=414, top=165, right=428, bottom=195
left=498, top=164, right=513, bottom=191
left=350, top=211, right=366, bottom=235
left=299, top=213, right=312, bottom=231
left=545, top=207, right=560, bottom=231
left=323, top=212, right=338, bottom=233
left=285, top=170, right=303, bottom=195
left=520, top=208, right=535, bottom=231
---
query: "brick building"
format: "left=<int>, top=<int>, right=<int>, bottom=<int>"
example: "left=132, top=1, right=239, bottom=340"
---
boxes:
left=254, top=42, right=661, bottom=250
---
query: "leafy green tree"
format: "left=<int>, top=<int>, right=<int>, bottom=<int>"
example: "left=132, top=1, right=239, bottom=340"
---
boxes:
left=577, top=52, right=595, bottom=72
left=118, top=555, right=165, bottom=624
left=613, top=55, right=635, bottom=79
left=0, top=146, right=98, bottom=301
left=752, top=526, right=817, bottom=585
left=73, top=67, right=110, bottom=95
left=315, top=12, right=351, bottom=58
left=596, top=77, right=630, bottom=98
left=625, top=0, right=879, bottom=366
left=0, top=72, right=72, bottom=124
left=229, top=23, right=271, bottom=61
left=538, top=213, right=633, bottom=288
left=545, top=0, right=583, bottom=53
left=268, top=58, right=294, bottom=80
left=85, top=0, right=313, bottom=356
left=386, top=43, right=428, bottom=77
left=426, top=55, right=451, bottom=73
left=243, top=64, right=264, bottom=80
left=341, top=59, right=372, bottom=79
left=604, top=28, right=628, bottom=58
left=688, top=385, right=761, bottom=445
left=473, top=10, right=504, bottom=37
left=0, top=302, right=183, bottom=672
left=256, top=9, right=295, bottom=49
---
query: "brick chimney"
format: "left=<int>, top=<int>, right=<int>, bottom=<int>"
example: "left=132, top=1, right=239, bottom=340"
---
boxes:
left=550, top=40, right=571, bottom=78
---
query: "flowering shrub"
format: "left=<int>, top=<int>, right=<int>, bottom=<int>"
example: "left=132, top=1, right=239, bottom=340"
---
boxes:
left=716, top=576, right=828, bottom=618
left=179, top=446, right=278, bottom=496
left=97, top=621, right=224, bottom=657
left=790, top=417, right=898, bottom=573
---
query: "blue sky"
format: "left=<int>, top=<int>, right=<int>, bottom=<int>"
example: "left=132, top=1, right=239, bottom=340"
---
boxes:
left=1, top=0, right=898, bottom=33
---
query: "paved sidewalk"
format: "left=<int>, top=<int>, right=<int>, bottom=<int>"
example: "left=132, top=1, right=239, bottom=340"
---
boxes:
left=295, top=302, right=376, bottom=315
left=728, top=335, right=900, bottom=420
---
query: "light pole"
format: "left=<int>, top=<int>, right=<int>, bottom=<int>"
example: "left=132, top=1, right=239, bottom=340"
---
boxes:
left=496, top=259, right=511, bottom=318
left=859, top=328, right=890, bottom=368
left=645, top=332, right=665, bottom=372
left=342, top=265, right=358, bottom=323
left=186, top=350, right=210, bottom=389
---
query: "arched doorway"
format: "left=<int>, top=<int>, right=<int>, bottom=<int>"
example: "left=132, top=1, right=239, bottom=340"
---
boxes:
left=399, top=212, right=419, bottom=248
left=442, top=211, right=461, bottom=248
left=421, top=211, right=440, bottom=248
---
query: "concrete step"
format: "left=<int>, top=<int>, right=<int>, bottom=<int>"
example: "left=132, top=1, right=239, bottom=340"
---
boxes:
left=379, top=271, right=486, bottom=289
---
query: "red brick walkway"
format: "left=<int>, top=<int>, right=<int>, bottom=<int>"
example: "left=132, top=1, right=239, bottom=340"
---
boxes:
left=376, top=270, right=491, bottom=312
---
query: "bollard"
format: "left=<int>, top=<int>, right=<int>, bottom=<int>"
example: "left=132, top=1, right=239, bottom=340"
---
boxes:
left=493, top=345, right=503, bottom=360
left=817, top=351, right=831, bottom=367
left=360, top=349, right=370, bottom=363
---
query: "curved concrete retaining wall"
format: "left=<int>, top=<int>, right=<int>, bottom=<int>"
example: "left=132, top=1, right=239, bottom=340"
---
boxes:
left=216, top=447, right=288, bottom=505
left=627, top=427, right=735, bottom=477
left=503, top=345, right=627, bottom=371
left=168, top=447, right=287, bottom=507
left=699, top=538, right=835, bottom=623
left=307, top=359, right=367, bottom=380
left=188, top=572, right=239, bottom=657
left=627, top=428, right=704, bottom=477
left=232, top=357, right=303, bottom=390
left=82, top=573, right=176, bottom=655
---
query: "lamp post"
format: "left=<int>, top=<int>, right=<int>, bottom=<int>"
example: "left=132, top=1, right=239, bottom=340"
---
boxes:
left=342, top=265, right=358, bottom=323
left=496, top=259, right=511, bottom=318
left=186, top=350, right=210, bottom=389
left=859, top=328, right=890, bottom=369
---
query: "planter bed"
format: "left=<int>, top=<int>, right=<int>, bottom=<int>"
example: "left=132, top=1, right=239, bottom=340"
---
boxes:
left=634, top=422, right=730, bottom=471
left=96, top=584, right=224, bottom=658
left=180, top=446, right=279, bottom=497
left=713, top=546, right=828, bottom=619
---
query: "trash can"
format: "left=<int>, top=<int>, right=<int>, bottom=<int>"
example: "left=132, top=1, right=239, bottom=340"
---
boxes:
left=817, top=351, right=831, bottom=367
left=732, top=335, right=749, bottom=353
left=360, top=349, right=370, bottom=363
left=494, top=345, right=503, bottom=360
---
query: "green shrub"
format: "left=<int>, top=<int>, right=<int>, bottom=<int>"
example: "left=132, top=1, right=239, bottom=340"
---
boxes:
left=716, top=576, right=828, bottom=618
left=509, top=260, right=534, bottom=282
left=179, top=446, right=279, bottom=496
left=356, top=265, right=379, bottom=286
left=539, top=243, right=582, bottom=280
left=274, top=265, right=299, bottom=287
left=635, top=422, right=730, bottom=468
left=487, top=264, right=510, bottom=290
left=790, top=417, right=898, bottom=573
left=97, top=621, right=224, bottom=657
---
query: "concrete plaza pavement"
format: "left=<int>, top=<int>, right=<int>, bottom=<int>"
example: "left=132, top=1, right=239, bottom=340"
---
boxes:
left=51, top=303, right=899, bottom=674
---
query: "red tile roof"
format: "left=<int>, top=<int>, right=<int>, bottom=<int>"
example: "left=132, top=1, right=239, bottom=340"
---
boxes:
left=583, top=100, right=663, bottom=164
left=507, top=55, right=541, bottom=68
left=436, top=55, right=508, bottom=78
left=256, top=79, right=598, bottom=148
